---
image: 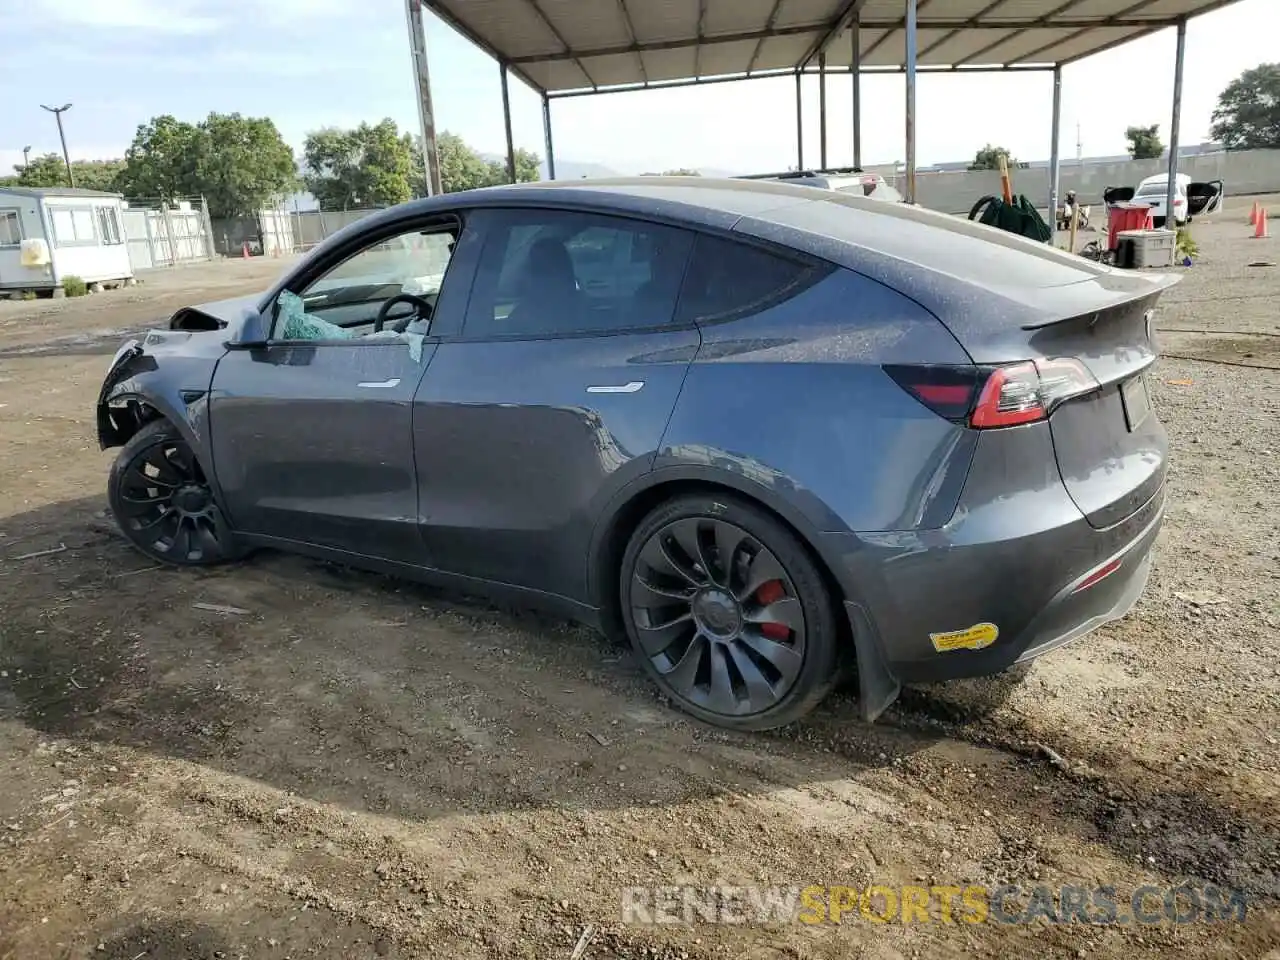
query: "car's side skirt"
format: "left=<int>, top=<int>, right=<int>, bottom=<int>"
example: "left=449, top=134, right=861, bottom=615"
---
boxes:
left=236, top=533, right=604, bottom=630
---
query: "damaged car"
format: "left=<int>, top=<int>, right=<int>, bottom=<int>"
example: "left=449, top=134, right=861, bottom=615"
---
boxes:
left=99, top=177, right=1175, bottom=730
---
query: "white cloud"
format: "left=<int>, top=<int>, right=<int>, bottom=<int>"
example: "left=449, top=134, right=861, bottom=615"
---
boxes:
left=35, top=0, right=221, bottom=34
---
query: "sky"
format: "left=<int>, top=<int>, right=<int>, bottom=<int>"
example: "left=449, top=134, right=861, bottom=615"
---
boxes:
left=0, top=0, right=1276, bottom=179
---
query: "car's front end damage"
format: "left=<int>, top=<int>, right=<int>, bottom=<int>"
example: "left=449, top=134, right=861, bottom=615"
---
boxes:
left=97, top=294, right=266, bottom=451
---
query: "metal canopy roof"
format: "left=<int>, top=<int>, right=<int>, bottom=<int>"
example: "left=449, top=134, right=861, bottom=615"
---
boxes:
left=422, top=0, right=1239, bottom=96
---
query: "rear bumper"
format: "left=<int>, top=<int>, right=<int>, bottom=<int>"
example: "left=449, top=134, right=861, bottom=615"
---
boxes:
left=822, top=420, right=1165, bottom=687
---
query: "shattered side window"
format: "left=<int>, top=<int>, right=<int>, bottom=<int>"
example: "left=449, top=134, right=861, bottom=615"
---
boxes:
left=284, top=226, right=457, bottom=345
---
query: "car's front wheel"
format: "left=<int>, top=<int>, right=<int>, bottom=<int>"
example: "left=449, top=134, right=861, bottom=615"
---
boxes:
left=620, top=493, right=841, bottom=730
left=108, top=419, right=233, bottom=566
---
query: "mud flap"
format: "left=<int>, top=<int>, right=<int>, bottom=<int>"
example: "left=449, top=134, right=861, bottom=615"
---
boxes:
left=843, top=600, right=901, bottom=722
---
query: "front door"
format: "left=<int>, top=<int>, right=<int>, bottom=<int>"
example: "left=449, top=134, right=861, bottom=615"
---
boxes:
left=412, top=207, right=699, bottom=601
left=208, top=219, right=464, bottom=563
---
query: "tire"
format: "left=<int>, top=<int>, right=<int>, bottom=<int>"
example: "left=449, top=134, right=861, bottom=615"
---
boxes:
left=619, top=493, right=841, bottom=730
left=108, top=419, right=234, bottom=566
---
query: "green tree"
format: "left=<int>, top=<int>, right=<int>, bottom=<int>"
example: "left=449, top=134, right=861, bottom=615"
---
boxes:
left=116, top=115, right=203, bottom=201
left=10, top=154, right=125, bottom=191
left=196, top=113, right=297, bottom=218
left=303, top=119, right=415, bottom=210
left=117, top=113, right=295, bottom=217
left=968, top=144, right=1018, bottom=171
left=1210, top=62, right=1280, bottom=149
left=1125, top=124, right=1163, bottom=159
left=414, top=132, right=540, bottom=195
left=641, top=168, right=702, bottom=176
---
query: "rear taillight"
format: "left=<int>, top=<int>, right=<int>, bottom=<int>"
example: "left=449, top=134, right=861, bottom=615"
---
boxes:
left=886, top=359, right=1098, bottom=429
left=882, top=365, right=982, bottom=422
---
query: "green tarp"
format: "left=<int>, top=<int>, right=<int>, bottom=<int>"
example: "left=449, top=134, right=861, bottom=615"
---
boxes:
left=974, top=195, right=1053, bottom=243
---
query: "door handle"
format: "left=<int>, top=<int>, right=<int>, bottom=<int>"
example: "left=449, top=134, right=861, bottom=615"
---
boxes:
left=586, top=381, right=644, bottom=394
left=357, top=378, right=401, bottom=389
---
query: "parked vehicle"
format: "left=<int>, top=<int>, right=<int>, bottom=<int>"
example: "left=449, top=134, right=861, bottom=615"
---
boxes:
left=98, top=178, right=1174, bottom=730
left=1105, top=173, right=1224, bottom=227
left=738, top=167, right=904, bottom=203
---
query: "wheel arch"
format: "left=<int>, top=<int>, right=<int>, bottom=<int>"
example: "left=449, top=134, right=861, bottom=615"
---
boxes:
left=588, top=467, right=903, bottom=721
left=588, top=467, right=850, bottom=643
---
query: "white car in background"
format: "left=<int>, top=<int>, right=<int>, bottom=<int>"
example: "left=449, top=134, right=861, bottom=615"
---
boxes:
left=738, top=168, right=904, bottom=203
left=1105, top=172, right=1224, bottom=227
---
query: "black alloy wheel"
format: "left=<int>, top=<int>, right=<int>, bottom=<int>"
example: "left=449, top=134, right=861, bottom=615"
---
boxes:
left=108, top=419, right=231, bottom=566
left=621, top=494, right=841, bottom=730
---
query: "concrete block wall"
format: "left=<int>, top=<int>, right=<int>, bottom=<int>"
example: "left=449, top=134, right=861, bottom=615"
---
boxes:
left=912, top=149, right=1280, bottom=215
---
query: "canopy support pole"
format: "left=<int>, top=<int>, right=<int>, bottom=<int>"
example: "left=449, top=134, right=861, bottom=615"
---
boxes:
left=542, top=92, right=556, bottom=180
left=406, top=0, right=441, bottom=196
left=904, top=0, right=917, bottom=203
left=1049, top=64, right=1062, bottom=246
left=1165, top=18, right=1186, bottom=231
left=795, top=70, right=805, bottom=171
left=819, top=51, right=828, bottom=170
left=852, top=16, right=862, bottom=169
left=501, top=65, right=517, bottom=183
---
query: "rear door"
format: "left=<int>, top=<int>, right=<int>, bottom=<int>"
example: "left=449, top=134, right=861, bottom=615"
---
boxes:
left=412, top=207, right=699, bottom=601
left=1187, top=179, right=1224, bottom=216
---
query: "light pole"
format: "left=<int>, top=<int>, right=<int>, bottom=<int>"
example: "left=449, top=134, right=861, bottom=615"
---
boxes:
left=40, top=103, right=74, bottom=188
left=22, top=145, right=31, bottom=171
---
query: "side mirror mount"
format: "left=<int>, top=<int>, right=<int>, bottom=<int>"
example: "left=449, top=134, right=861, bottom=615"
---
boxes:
left=225, top=308, right=271, bottom=351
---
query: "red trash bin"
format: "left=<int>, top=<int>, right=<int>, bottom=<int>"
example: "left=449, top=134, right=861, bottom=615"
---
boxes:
left=1108, top=202, right=1154, bottom=251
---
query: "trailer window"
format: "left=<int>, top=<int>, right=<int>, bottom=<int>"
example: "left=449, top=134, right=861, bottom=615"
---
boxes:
left=51, top=207, right=98, bottom=246
left=0, top=210, right=20, bottom=247
left=96, top=207, right=123, bottom=245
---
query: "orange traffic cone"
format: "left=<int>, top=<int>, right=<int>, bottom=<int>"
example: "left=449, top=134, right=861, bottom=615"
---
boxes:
left=1249, top=201, right=1259, bottom=226
left=1252, top=207, right=1269, bottom=239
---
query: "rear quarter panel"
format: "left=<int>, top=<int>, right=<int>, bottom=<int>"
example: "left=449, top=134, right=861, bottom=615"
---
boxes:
left=656, top=267, right=977, bottom=535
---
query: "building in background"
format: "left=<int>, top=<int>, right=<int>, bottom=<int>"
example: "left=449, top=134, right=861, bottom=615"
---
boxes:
left=0, top=186, right=133, bottom=295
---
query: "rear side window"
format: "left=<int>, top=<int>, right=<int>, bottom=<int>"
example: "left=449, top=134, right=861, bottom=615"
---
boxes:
left=463, top=209, right=694, bottom=338
left=677, top=234, right=825, bottom=324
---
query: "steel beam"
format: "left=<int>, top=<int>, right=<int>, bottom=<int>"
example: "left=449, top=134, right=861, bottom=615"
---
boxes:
left=419, top=0, right=542, bottom=93
left=615, top=0, right=647, bottom=84
left=1166, top=18, right=1186, bottom=229
left=501, top=64, right=516, bottom=183
left=818, top=51, right=828, bottom=170
left=1049, top=65, right=1062, bottom=246
left=795, top=69, right=804, bottom=171
left=694, top=0, right=706, bottom=79
left=406, top=0, right=442, bottom=196
left=861, top=0, right=936, bottom=63
left=543, top=63, right=1054, bottom=100
left=748, top=0, right=786, bottom=75
left=522, top=0, right=596, bottom=88
left=800, top=0, right=869, bottom=69
left=852, top=16, right=862, bottom=169
left=542, top=92, right=556, bottom=180
left=1007, top=0, right=1171, bottom=66
left=905, top=0, right=917, bottom=204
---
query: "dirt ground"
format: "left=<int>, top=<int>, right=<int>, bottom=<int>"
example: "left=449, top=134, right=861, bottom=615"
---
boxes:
left=0, top=203, right=1277, bottom=960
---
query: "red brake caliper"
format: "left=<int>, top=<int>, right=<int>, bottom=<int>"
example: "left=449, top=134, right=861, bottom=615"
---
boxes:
left=754, top=580, right=790, bottom=640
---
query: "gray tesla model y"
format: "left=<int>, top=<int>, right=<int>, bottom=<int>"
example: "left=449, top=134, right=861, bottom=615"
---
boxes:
left=98, top=177, right=1173, bottom=730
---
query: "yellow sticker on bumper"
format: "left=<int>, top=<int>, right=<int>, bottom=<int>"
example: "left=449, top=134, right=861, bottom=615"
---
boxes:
left=929, top=622, right=998, bottom=652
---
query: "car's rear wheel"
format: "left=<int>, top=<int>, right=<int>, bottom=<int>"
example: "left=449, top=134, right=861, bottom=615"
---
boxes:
left=620, top=493, right=841, bottom=730
left=108, top=419, right=233, bottom=566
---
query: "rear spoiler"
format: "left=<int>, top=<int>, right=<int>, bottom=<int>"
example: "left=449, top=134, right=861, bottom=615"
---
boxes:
left=1019, top=277, right=1179, bottom=331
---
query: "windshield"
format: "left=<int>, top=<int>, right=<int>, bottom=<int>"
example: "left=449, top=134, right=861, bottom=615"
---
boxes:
left=1136, top=181, right=1172, bottom=197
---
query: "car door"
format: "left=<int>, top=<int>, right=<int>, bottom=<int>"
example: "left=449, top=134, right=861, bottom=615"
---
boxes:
left=412, top=206, right=699, bottom=602
left=208, top=216, right=468, bottom=563
left=1103, top=186, right=1135, bottom=207
left=1187, top=179, right=1225, bottom=216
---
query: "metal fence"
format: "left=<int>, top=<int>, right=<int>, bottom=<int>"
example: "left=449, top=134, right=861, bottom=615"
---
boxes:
left=121, top=198, right=214, bottom=270
left=290, top=207, right=384, bottom=251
